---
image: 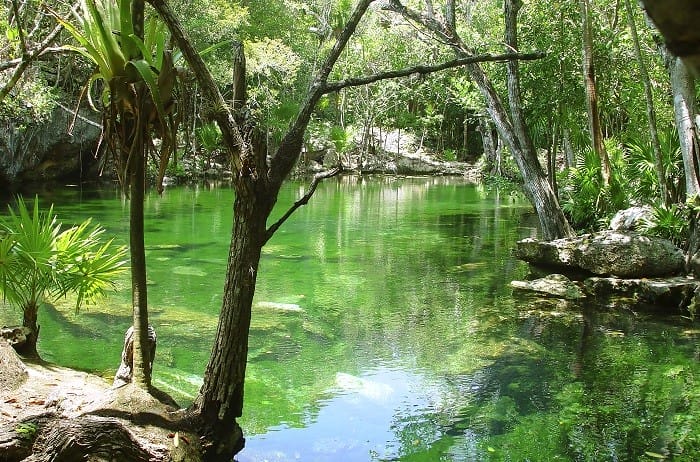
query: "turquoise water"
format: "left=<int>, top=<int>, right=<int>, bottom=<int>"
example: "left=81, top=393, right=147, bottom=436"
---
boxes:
left=1, top=176, right=698, bottom=461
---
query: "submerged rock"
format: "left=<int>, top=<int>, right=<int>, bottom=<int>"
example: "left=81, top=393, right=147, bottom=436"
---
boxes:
left=510, top=274, right=585, bottom=300
left=516, top=231, right=684, bottom=278
left=254, top=301, right=303, bottom=312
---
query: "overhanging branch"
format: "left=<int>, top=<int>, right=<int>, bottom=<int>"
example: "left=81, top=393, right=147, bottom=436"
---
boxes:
left=263, top=166, right=343, bottom=244
left=323, top=52, right=545, bottom=93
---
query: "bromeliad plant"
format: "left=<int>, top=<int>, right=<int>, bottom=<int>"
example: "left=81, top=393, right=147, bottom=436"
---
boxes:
left=48, top=0, right=179, bottom=191
left=0, top=197, right=128, bottom=358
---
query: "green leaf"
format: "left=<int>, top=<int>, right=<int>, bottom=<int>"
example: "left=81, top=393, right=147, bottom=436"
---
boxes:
left=127, top=58, right=166, bottom=123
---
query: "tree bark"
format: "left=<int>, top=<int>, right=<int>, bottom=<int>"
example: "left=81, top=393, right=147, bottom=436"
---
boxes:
left=580, top=0, right=612, bottom=187
left=624, top=0, right=669, bottom=204
left=190, top=190, right=270, bottom=460
left=504, top=0, right=535, bottom=157
left=667, top=55, right=700, bottom=199
left=126, top=109, right=152, bottom=388
left=16, top=302, right=39, bottom=358
left=27, top=415, right=160, bottom=462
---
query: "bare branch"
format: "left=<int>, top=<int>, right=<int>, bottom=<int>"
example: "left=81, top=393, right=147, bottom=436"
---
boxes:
left=263, top=166, right=343, bottom=244
left=269, top=0, right=376, bottom=184
left=384, top=0, right=455, bottom=46
left=323, top=52, right=545, bottom=93
left=0, top=22, right=63, bottom=103
left=11, top=0, right=28, bottom=56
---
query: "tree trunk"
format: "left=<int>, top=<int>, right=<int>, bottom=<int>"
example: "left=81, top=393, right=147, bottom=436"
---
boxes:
left=504, top=0, right=535, bottom=157
left=624, top=0, right=669, bottom=205
left=191, top=188, right=271, bottom=461
left=668, top=55, right=700, bottom=199
left=469, top=63, right=574, bottom=239
left=16, top=302, right=39, bottom=358
left=563, top=127, right=576, bottom=168
left=129, top=133, right=151, bottom=389
left=479, top=117, right=497, bottom=173
left=580, top=0, right=612, bottom=187
left=385, top=0, right=574, bottom=240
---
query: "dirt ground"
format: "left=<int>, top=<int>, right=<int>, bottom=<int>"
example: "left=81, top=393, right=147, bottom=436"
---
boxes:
left=0, top=341, right=199, bottom=461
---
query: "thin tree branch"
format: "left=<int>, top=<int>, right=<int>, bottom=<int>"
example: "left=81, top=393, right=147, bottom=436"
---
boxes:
left=323, top=52, right=545, bottom=93
left=11, top=0, right=28, bottom=56
left=269, top=0, right=376, bottom=185
left=0, top=21, right=63, bottom=103
left=263, top=166, right=343, bottom=244
left=0, top=46, right=65, bottom=71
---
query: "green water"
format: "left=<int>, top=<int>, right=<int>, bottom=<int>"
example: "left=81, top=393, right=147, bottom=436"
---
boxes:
left=2, top=176, right=699, bottom=461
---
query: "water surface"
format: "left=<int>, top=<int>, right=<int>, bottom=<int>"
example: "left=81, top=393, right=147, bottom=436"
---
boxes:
left=1, top=176, right=698, bottom=461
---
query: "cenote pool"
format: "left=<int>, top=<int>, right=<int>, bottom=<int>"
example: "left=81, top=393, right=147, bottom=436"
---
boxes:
left=1, top=176, right=699, bottom=461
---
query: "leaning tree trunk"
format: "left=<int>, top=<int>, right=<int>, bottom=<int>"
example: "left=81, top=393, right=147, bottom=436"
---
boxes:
left=191, top=189, right=272, bottom=461
left=580, top=0, right=612, bottom=188
left=469, top=63, right=574, bottom=240
left=385, top=0, right=574, bottom=240
left=668, top=56, right=700, bottom=199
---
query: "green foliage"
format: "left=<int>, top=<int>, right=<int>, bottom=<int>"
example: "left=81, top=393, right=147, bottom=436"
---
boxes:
left=640, top=203, right=688, bottom=247
left=51, top=0, right=171, bottom=119
left=0, top=196, right=128, bottom=313
left=560, top=129, right=683, bottom=232
left=197, top=122, right=222, bottom=154
left=625, top=128, right=684, bottom=203
left=329, top=125, right=351, bottom=154
left=15, top=422, right=38, bottom=441
left=560, top=146, right=628, bottom=230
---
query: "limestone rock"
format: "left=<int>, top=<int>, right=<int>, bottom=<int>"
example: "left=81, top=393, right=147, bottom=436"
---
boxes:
left=609, top=206, right=653, bottom=231
left=1, top=325, right=32, bottom=346
left=0, top=105, right=101, bottom=185
left=583, top=276, right=697, bottom=309
left=510, top=274, right=585, bottom=300
left=516, top=231, right=684, bottom=278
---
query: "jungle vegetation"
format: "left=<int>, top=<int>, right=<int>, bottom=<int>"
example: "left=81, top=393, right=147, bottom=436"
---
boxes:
left=1, top=0, right=699, bottom=460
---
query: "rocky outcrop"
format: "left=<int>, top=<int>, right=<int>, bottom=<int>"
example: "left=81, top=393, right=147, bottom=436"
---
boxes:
left=583, top=276, right=697, bottom=308
left=516, top=231, right=684, bottom=278
left=298, top=128, right=480, bottom=179
left=609, top=206, right=653, bottom=231
left=512, top=273, right=697, bottom=312
left=0, top=105, right=102, bottom=188
left=512, top=213, right=696, bottom=312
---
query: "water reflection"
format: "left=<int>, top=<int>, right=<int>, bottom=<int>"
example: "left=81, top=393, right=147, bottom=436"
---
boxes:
left=1, top=177, right=698, bottom=461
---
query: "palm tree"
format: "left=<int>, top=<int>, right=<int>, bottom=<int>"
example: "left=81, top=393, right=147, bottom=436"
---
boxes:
left=0, top=196, right=128, bottom=358
left=51, top=0, right=179, bottom=387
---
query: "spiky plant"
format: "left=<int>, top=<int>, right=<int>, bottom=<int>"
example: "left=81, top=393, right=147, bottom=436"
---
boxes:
left=0, top=197, right=127, bottom=358
left=49, top=0, right=179, bottom=191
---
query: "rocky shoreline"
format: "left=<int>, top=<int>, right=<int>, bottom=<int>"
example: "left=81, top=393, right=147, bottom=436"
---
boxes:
left=511, top=208, right=698, bottom=316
